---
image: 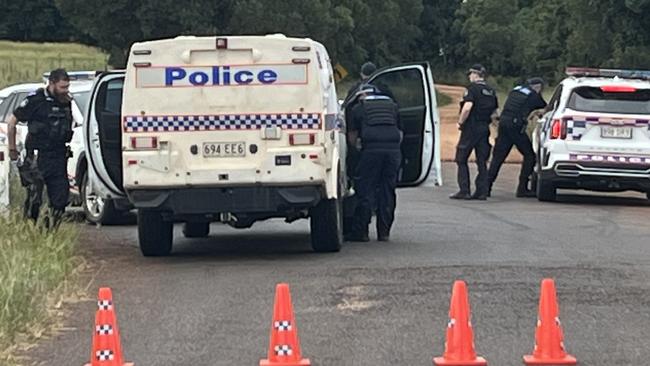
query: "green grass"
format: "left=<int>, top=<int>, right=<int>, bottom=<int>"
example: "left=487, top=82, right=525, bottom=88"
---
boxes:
left=0, top=174, right=79, bottom=364
left=0, top=40, right=109, bottom=89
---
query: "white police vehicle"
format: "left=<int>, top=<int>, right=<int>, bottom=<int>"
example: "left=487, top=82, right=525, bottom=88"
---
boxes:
left=84, top=35, right=441, bottom=256
left=533, top=68, right=650, bottom=201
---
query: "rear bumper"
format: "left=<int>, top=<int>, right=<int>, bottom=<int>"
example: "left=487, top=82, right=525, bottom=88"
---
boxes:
left=541, top=161, right=650, bottom=192
left=126, top=185, right=324, bottom=215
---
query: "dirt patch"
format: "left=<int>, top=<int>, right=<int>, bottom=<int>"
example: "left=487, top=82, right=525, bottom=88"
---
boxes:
left=437, top=84, right=522, bottom=163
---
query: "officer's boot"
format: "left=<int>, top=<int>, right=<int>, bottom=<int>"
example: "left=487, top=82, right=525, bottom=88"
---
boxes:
left=516, top=179, right=536, bottom=198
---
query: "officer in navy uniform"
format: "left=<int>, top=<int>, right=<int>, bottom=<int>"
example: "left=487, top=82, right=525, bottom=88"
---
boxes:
left=343, top=61, right=377, bottom=107
left=346, top=84, right=403, bottom=242
left=7, top=68, right=73, bottom=228
left=450, top=64, right=499, bottom=200
left=487, top=77, right=547, bottom=197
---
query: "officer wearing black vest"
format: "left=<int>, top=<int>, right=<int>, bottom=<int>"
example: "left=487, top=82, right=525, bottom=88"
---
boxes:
left=346, top=84, right=402, bottom=242
left=450, top=64, right=499, bottom=200
left=7, top=68, right=73, bottom=228
left=487, top=77, right=547, bottom=197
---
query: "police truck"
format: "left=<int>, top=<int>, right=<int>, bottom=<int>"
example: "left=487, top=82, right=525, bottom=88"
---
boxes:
left=84, top=35, right=441, bottom=256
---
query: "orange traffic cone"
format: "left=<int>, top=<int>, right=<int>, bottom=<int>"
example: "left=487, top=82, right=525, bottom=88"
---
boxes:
left=433, top=280, right=487, bottom=366
left=84, top=288, right=134, bottom=366
left=523, top=279, right=577, bottom=365
left=260, top=283, right=311, bottom=366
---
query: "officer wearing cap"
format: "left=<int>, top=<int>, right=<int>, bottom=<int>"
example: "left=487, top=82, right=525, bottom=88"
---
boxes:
left=343, top=61, right=377, bottom=107
left=487, top=77, right=547, bottom=197
left=450, top=64, right=498, bottom=200
left=7, top=68, right=73, bottom=228
left=346, top=84, right=402, bottom=242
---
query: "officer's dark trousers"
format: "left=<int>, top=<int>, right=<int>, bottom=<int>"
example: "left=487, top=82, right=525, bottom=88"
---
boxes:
left=353, top=149, right=401, bottom=237
left=24, top=152, right=69, bottom=223
left=488, top=125, right=536, bottom=188
left=455, top=128, right=491, bottom=195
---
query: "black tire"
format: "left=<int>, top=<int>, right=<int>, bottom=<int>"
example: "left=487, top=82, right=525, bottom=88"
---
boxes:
left=310, top=168, right=343, bottom=252
left=536, top=174, right=557, bottom=202
left=310, top=197, right=343, bottom=252
left=137, top=209, right=173, bottom=256
left=81, top=173, right=121, bottom=225
left=183, top=222, right=210, bottom=238
left=646, top=191, right=650, bottom=200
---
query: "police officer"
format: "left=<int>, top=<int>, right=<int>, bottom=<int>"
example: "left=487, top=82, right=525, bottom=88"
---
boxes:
left=346, top=84, right=402, bottom=242
left=487, top=77, right=547, bottom=197
left=7, top=68, right=73, bottom=228
left=343, top=61, right=377, bottom=107
left=450, top=64, right=499, bottom=200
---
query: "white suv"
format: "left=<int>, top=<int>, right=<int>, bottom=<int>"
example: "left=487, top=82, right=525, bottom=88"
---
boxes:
left=533, top=68, right=650, bottom=201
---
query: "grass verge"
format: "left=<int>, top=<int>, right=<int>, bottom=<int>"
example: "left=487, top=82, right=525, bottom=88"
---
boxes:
left=0, top=173, right=80, bottom=365
left=0, top=40, right=109, bottom=89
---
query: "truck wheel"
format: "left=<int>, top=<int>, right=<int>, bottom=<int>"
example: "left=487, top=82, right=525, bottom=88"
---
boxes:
left=81, top=173, right=120, bottom=225
left=310, top=168, right=343, bottom=253
left=183, top=222, right=210, bottom=238
left=536, top=174, right=557, bottom=202
left=138, top=209, right=173, bottom=256
left=310, top=197, right=343, bottom=252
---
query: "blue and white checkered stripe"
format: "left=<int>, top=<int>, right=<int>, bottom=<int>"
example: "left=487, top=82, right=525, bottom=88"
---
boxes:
left=123, top=113, right=321, bottom=133
left=564, top=116, right=650, bottom=141
left=565, top=119, right=587, bottom=141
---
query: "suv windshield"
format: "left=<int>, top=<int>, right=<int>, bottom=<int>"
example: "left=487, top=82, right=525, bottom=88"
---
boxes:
left=567, top=86, right=650, bottom=114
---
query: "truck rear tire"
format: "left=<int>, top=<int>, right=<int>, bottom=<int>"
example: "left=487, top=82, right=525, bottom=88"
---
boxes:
left=310, top=197, right=343, bottom=253
left=183, top=222, right=210, bottom=238
left=536, top=175, right=557, bottom=202
left=138, top=210, right=173, bottom=256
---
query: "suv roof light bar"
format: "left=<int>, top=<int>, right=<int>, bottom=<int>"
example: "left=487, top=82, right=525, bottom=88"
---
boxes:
left=566, top=67, right=650, bottom=80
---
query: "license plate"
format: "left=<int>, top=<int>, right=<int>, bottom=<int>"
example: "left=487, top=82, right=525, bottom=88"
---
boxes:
left=601, top=126, right=632, bottom=139
left=203, top=142, right=246, bottom=157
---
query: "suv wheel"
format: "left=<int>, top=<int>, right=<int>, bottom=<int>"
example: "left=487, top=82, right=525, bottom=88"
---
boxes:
left=81, top=173, right=120, bottom=224
left=310, top=167, right=343, bottom=253
left=138, top=209, right=173, bottom=256
left=536, top=174, right=557, bottom=202
left=183, top=222, right=210, bottom=238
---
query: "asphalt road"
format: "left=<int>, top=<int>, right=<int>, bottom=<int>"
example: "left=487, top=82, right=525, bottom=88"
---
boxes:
left=27, top=163, right=650, bottom=366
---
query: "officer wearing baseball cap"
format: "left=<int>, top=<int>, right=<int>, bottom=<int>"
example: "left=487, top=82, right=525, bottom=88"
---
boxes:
left=487, top=77, right=547, bottom=197
left=343, top=61, right=377, bottom=106
left=450, top=64, right=499, bottom=200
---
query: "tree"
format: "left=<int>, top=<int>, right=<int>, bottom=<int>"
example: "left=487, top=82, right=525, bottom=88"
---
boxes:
left=0, top=0, right=76, bottom=41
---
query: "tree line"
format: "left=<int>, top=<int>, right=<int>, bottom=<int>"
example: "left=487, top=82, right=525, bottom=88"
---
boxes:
left=1, top=0, right=650, bottom=83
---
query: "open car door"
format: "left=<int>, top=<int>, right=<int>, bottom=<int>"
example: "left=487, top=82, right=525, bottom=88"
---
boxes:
left=368, top=62, right=441, bottom=186
left=84, top=71, right=126, bottom=200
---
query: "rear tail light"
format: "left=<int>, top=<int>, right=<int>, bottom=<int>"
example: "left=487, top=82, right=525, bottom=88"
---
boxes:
left=289, top=133, right=315, bottom=145
left=130, top=136, right=158, bottom=150
left=550, top=119, right=567, bottom=140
